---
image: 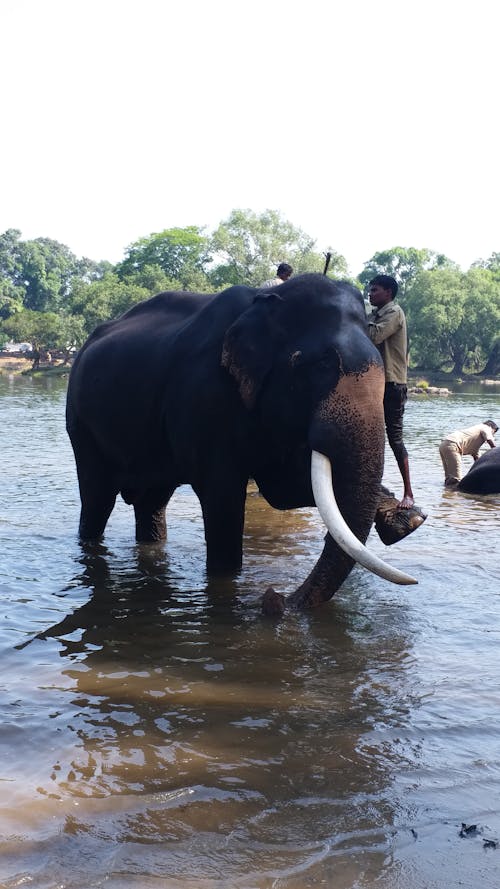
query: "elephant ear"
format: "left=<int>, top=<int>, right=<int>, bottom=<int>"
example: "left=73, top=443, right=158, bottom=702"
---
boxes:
left=221, top=292, right=282, bottom=409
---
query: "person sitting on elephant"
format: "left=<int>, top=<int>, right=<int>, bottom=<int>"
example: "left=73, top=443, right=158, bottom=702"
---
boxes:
left=439, top=420, right=498, bottom=487
left=260, top=262, right=293, bottom=288
left=367, top=274, right=414, bottom=509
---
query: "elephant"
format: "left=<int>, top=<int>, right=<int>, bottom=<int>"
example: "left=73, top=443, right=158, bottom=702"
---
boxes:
left=66, top=273, right=422, bottom=614
left=457, top=447, right=500, bottom=494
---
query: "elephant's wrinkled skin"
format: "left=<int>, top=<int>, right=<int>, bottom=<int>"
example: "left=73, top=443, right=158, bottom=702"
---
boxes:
left=457, top=447, right=500, bottom=494
left=66, top=273, right=414, bottom=611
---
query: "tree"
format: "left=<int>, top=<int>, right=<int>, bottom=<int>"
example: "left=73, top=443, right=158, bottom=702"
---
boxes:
left=208, top=208, right=324, bottom=287
left=0, top=278, right=24, bottom=320
left=462, top=268, right=500, bottom=374
left=481, top=336, right=500, bottom=376
left=471, top=252, right=500, bottom=291
left=405, top=267, right=500, bottom=375
left=0, top=229, right=108, bottom=319
left=0, top=229, right=26, bottom=315
left=117, top=227, right=212, bottom=290
left=19, top=238, right=84, bottom=313
left=0, top=229, right=24, bottom=283
left=358, top=247, right=458, bottom=301
left=56, top=314, right=88, bottom=360
left=2, top=309, right=63, bottom=353
left=471, top=252, right=500, bottom=271
left=405, top=269, right=466, bottom=371
left=1, top=309, right=88, bottom=358
left=69, top=272, right=151, bottom=336
left=293, top=248, right=349, bottom=279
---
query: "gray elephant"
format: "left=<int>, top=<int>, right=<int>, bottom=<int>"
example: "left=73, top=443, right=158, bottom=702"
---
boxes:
left=66, top=274, right=423, bottom=613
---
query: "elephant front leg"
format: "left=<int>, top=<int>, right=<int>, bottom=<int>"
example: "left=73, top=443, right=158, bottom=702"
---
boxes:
left=196, top=475, right=248, bottom=576
left=263, top=534, right=355, bottom=615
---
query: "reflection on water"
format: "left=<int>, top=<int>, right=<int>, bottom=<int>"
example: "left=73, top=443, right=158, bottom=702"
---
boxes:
left=0, top=375, right=500, bottom=888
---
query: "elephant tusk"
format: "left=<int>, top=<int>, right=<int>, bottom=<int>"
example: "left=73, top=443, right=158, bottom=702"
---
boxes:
left=311, top=451, right=417, bottom=586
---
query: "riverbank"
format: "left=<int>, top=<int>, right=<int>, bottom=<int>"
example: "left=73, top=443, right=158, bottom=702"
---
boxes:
left=409, top=371, right=500, bottom=386
left=0, top=356, right=31, bottom=374
left=1, top=356, right=498, bottom=388
left=0, top=356, right=70, bottom=377
left=408, top=372, right=500, bottom=396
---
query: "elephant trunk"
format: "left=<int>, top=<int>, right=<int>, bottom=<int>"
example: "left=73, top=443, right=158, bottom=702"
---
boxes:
left=262, top=363, right=416, bottom=615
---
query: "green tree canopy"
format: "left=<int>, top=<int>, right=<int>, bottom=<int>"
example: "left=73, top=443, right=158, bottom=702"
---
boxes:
left=0, top=229, right=26, bottom=315
left=0, top=229, right=108, bottom=318
left=481, top=336, right=500, bottom=376
left=2, top=309, right=66, bottom=353
left=0, top=278, right=24, bottom=320
left=208, top=209, right=327, bottom=288
left=117, top=227, right=212, bottom=290
left=18, top=238, right=78, bottom=313
left=358, top=247, right=458, bottom=301
left=405, top=267, right=500, bottom=375
left=471, top=251, right=500, bottom=270
left=68, top=272, right=151, bottom=336
left=293, top=248, right=349, bottom=279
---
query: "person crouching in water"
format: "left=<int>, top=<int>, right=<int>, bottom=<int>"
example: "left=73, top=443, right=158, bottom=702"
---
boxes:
left=439, top=420, right=498, bottom=487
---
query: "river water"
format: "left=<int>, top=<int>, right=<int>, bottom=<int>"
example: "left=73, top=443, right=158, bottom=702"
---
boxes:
left=0, top=372, right=499, bottom=889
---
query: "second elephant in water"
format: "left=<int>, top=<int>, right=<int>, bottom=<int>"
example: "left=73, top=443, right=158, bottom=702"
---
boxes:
left=457, top=447, right=500, bottom=494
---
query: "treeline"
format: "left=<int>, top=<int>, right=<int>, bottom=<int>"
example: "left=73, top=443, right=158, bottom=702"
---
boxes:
left=1, top=210, right=499, bottom=376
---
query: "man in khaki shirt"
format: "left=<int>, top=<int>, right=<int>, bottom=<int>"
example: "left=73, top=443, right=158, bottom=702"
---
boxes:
left=439, top=421, right=498, bottom=486
left=367, top=275, right=414, bottom=508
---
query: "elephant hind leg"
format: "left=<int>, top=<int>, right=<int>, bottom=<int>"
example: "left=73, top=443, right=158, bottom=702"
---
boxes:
left=79, top=488, right=117, bottom=541
left=132, top=486, right=176, bottom=542
left=69, top=422, right=118, bottom=541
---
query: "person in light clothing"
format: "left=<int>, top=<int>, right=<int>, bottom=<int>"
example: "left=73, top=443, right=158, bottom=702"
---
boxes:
left=439, top=420, right=498, bottom=486
left=260, top=262, right=293, bottom=288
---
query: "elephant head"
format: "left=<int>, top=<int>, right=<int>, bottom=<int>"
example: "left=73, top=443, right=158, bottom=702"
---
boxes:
left=221, top=273, right=416, bottom=613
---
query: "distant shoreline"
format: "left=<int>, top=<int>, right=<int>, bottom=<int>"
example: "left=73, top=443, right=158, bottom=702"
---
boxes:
left=1, top=355, right=499, bottom=386
left=408, top=371, right=500, bottom=388
left=0, top=356, right=70, bottom=376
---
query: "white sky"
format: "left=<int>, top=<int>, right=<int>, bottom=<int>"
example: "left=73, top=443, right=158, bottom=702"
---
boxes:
left=1, top=0, right=499, bottom=276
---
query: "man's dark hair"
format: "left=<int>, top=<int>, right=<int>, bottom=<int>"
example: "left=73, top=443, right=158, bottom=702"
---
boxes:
left=277, top=262, right=293, bottom=279
left=485, top=420, right=498, bottom=433
left=369, top=274, right=398, bottom=298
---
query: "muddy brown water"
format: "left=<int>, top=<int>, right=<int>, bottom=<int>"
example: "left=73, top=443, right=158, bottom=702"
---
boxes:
left=1, top=374, right=500, bottom=888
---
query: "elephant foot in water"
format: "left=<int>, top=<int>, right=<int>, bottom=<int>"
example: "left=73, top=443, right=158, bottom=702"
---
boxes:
left=375, top=485, right=427, bottom=546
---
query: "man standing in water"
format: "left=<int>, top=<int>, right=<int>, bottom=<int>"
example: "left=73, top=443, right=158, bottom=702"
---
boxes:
left=367, top=274, right=414, bottom=509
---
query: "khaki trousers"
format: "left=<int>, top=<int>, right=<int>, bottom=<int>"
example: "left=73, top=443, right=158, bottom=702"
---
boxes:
left=439, top=439, right=462, bottom=486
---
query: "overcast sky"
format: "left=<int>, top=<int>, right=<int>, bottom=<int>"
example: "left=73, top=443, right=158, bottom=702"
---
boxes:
left=2, top=0, right=499, bottom=276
